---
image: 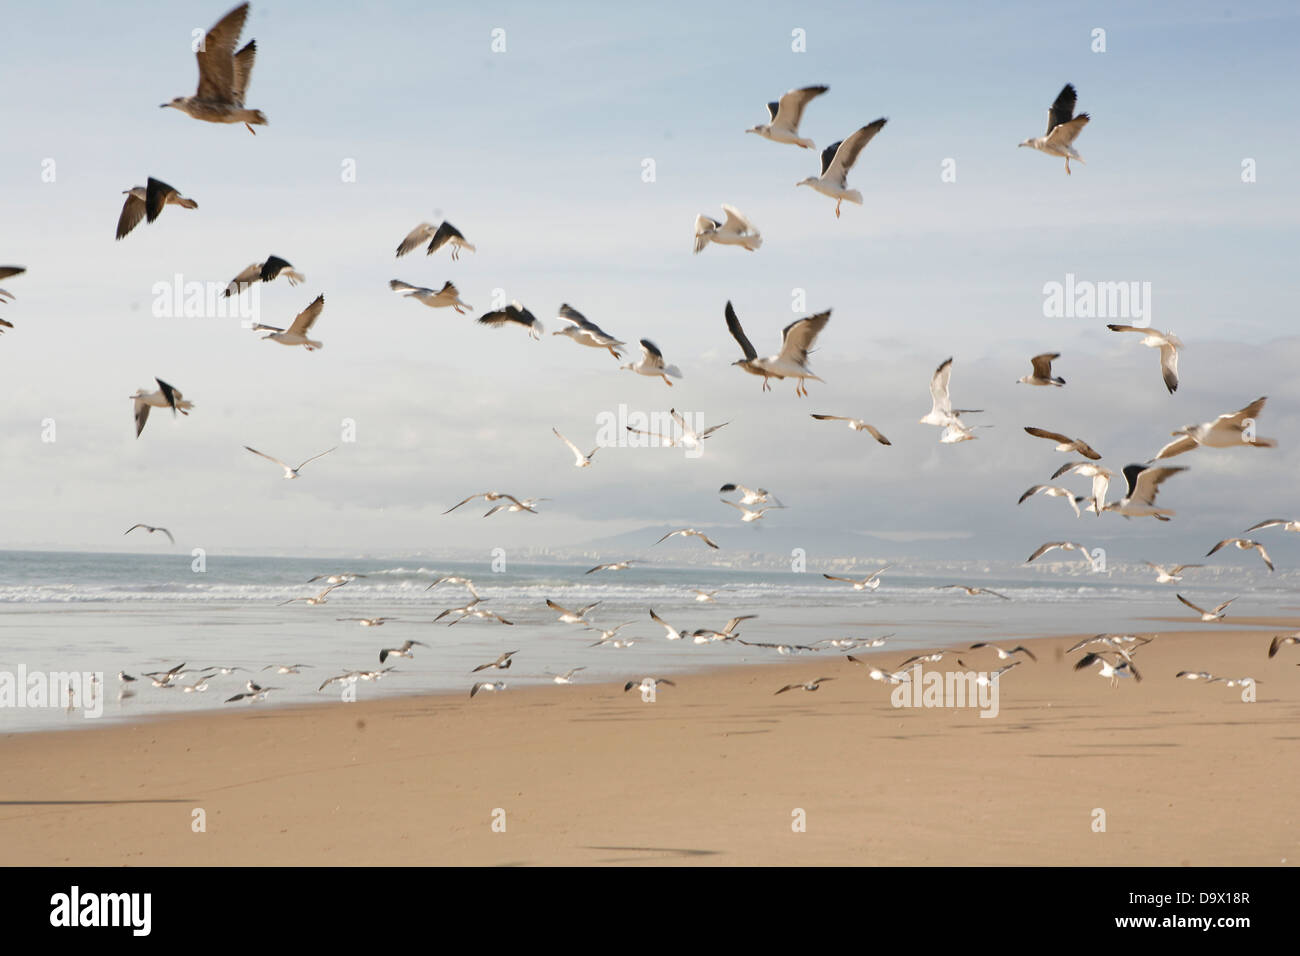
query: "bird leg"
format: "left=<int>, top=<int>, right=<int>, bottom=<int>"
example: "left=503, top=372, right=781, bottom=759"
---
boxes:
left=245, top=122, right=256, bottom=135
left=761, top=377, right=771, bottom=392
left=662, top=375, right=673, bottom=387
left=1065, top=158, right=1071, bottom=176
left=835, top=199, right=842, bottom=218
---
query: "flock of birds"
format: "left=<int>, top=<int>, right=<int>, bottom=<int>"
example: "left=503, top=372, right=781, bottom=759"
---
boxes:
left=9, top=4, right=1295, bottom=714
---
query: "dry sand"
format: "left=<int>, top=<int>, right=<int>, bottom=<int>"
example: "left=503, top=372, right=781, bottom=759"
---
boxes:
left=2, top=623, right=1297, bottom=866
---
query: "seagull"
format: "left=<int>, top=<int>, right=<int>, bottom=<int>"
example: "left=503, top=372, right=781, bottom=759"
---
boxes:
left=478, top=302, right=543, bottom=339
left=252, top=294, right=325, bottom=350
left=1074, top=652, right=1140, bottom=687
left=394, top=221, right=475, bottom=259
left=809, top=414, right=890, bottom=444
left=116, top=179, right=198, bottom=240
left=1206, top=538, right=1274, bottom=571
left=648, top=609, right=685, bottom=641
left=1025, top=541, right=1092, bottom=565
left=968, top=643, right=1038, bottom=662
left=225, top=256, right=304, bottom=297
left=721, top=500, right=780, bottom=523
left=746, top=85, right=828, bottom=148
left=225, top=686, right=279, bottom=703
left=919, top=357, right=982, bottom=427
left=552, top=305, right=625, bottom=359
left=471, top=651, right=518, bottom=673
left=1051, top=461, right=1115, bottom=514
left=1065, top=634, right=1153, bottom=660
left=822, top=567, right=890, bottom=591
left=718, top=483, right=781, bottom=507
left=620, top=339, right=681, bottom=386
left=118, top=671, right=138, bottom=684
left=797, top=118, right=887, bottom=217
left=161, top=3, right=265, bottom=132
left=1105, top=325, right=1182, bottom=394
left=693, top=205, right=762, bottom=253
left=261, top=664, right=310, bottom=675
left=244, top=445, right=335, bottom=479
left=1144, top=562, right=1202, bottom=584
left=586, top=561, right=635, bottom=574
left=1102, top=464, right=1187, bottom=520
left=388, top=279, right=472, bottom=313
left=724, top=301, right=830, bottom=396
left=689, top=615, right=756, bottom=644
left=739, top=639, right=818, bottom=655
left=546, top=599, right=600, bottom=625
left=553, top=427, right=598, bottom=468
left=1177, top=593, right=1235, bottom=622
left=1153, top=397, right=1276, bottom=459
left=484, top=497, right=548, bottom=517
left=308, top=573, right=366, bottom=585
left=1268, top=633, right=1299, bottom=658
left=337, top=617, right=396, bottom=627
left=470, top=681, right=506, bottom=699
left=896, top=650, right=963, bottom=668
left=378, top=640, right=428, bottom=663
left=181, top=677, right=211, bottom=693
left=433, top=598, right=482, bottom=623
left=655, top=529, right=719, bottom=550
left=130, top=378, right=194, bottom=438
left=851, top=660, right=912, bottom=685
left=444, top=492, right=528, bottom=515
left=1245, top=518, right=1300, bottom=534
left=586, top=622, right=636, bottom=645
left=447, top=607, right=514, bottom=627
left=124, top=524, right=175, bottom=545
left=1018, top=353, right=1066, bottom=387
left=143, top=663, right=187, bottom=687
left=690, top=589, right=722, bottom=602
left=1018, top=83, right=1088, bottom=175
left=0, top=265, right=26, bottom=303
left=1175, top=671, right=1221, bottom=682
left=824, top=635, right=891, bottom=651
left=939, top=419, right=990, bottom=443
left=975, top=662, right=1023, bottom=687
left=774, top=678, right=834, bottom=695
left=668, top=408, right=730, bottom=450
left=552, top=667, right=587, bottom=684
left=1018, top=485, right=1083, bottom=518
left=425, top=576, right=481, bottom=599
left=939, top=585, right=1010, bottom=600
left=624, top=678, right=675, bottom=693
left=1024, top=427, right=1101, bottom=460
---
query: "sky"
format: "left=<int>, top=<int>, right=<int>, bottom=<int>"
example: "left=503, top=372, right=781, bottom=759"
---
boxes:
left=1, top=0, right=1298, bottom=569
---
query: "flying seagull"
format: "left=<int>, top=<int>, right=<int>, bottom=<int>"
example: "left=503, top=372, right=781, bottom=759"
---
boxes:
left=379, top=640, right=429, bottom=663
left=969, top=643, right=1038, bottom=662
left=1051, top=461, right=1114, bottom=515
left=668, top=408, right=729, bottom=451
left=724, top=301, right=830, bottom=396
left=1106, top=325, right=1182, bottom=393
left=1268, top=633, right=1299, bottom=659
left=586, top=560, right=635, bottom=574
left=1074, top=652, right=1140, bottom=687
left=649, top=609, right=685, bottom=641
left=1024, top=427, right=1101, bottom=460
left=484, top=497, right=547, bottom=517
left=810, top=414, right=890, bottom=444
left=693, top=205, right=762, bottom=253
left=1176, top=593, right=1235, bottom=622
left=721, top=500, right=780, bottom=523
left=116, top=178, right=198, bottom=240
left=279, top=583, right=346, bottom=606
left=620, top=339, right=681, bottom=386
left=1102, top=464, right=1186, bottom=520
left=471, top=651, right=518, bottom=673
left=1018, top=353, right=1066, bottom=386
left=425, top=575, right=480, bottom=598
left=624, top=678, right=675, bottom=694
left=1152, top=397, right=1275, bottom=460
left=746, top=85, right=828, bottom=148
left=822, top=567, right=890, bottom=591
left=689, top=615, right=756, bottom=644
left=553, top=427, right=598, bottom=468
left=939, top=585, right=1010, bottom=600
left=444, top=492, right=529, bottom=515
left=388, top=279, right=472, bottom=314
left=161, top=2, right=266, bottom=133
left=470, top=681, right=506, bottom=699
left=243, top=445, right=336, bottom=479
left=919, top=357, right=982, bottom=427
left=797, top=118, right=887, bottom=217
left=1018, top=83, right=1088, bottom=175
left=1026, top=541, right=1092, bottom=565
left=225, top=256, right=304, bottom=297
left=337, top=617, right=396, bottom=627
left=427, top=222, right=475, bottom=260
left=130, top=377, right=194, bottom=438
left=124, top=524, right=175, bottom=545
left=774, top=677, right=834, bottom=695
left=0, top=265, right=25, bottom=303
left=252, top=293, right=325, bottom=350
left=654, top=528, right=719, bottom=550
left=552, top=667, right=587, bottom=684
left=1244, top=518, right=1300, bottom=535
left=1144, top=562, right=1202, bottom=584
left=1018, top=484, right=1083, bottom=518
left=719, top=483, right=781, bottom=506
left=478, top=302, right=543, bottom=339
left=552, top=305, right=625, bottom=359
left=546, top=599, right=600, bottom=625
left=1206, top=538, right=1274, bottom=572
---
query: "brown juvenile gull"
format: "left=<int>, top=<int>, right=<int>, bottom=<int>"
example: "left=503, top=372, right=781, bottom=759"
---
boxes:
left=810, top=414, right=891, bottom=444
left=161, top=3, right=267, bottom=134
left=1018, top=83, right=1089, bottom=175
left=1017, top=352, right=1066, bottom=386
left=116, top=178, right=198, bottom=240
left=392, top=221, right=476, bottom=260
left=1024, top=426, right=1101, bottom=460
left=225, top=256, right=304, bottom=297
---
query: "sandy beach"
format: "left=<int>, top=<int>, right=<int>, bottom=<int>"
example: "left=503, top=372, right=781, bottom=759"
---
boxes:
left=2, top=622, right=1296, bottom=866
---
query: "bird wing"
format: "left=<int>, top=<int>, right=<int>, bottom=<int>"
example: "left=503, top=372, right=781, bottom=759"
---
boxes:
left=778, top=311, right=831, bottom=364
left=638, top=339, right=666, bottom=370
left=396, top=222, right=435, bottom=257
left=1026, top=542, right=1066, bottom=563
left=556, top=304, right=595, bottom=330
left=231, top=39, right=257, bottom=102
left=1222, top=396, right=1268, bottom=427
left=823, top=118, right=887, bottom=182
left=774, top=85, right=828, bottom=130
left=1024, top=426, right=1073, bottom=444
left=389, top=279, right=429, bottom=295
left=116, top=192, right=147, bottom=240
left=553, top=427, right=583, bottom=459
left=1045, top=114, right=1089, bottom=148
left=144, top=178, right=178, bottom=223
left=1153, top=435, right=1197, bottom=460
left=155, top=378, right=181, bottom=411
left=1206, top=539, right=1232, bottom=557
left=1046, top=83, right=1077, bottom=134
left=929, top=357, right=954, bottom=415
left=226, top=263, right=262, bottom=295
left=1131, top=465, right=1185, bottom=506
left=724, top=301, right=758, bottom=361
left=295, top=447, right=336, bottom=471
left=260, top=255, right=291, bottom=282
left=287, top=294, right=325, bottom=335
left=244, top=446, right=293, bottom=470
left=194, top=2, right=249, bottom=101
left=133, top=399, right=151, bottom=437
left=1030, top=353, right=1058, bottom=379
left=1176, top=593, right=1207, bottom=615
left=1159, top=343, right=1179, bottom=393
left=693, top=215, right=720, bottom=253
left=720, top=204, right=755, bottom=234
left=1243, top=519, right=1285, bottom=533
left=1213, top=598, right=1236, bottom=614
left=427, top=221, right=465, bottom=254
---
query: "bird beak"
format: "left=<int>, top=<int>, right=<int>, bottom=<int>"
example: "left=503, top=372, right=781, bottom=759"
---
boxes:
left=159, top=103, right=170, bottom=109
